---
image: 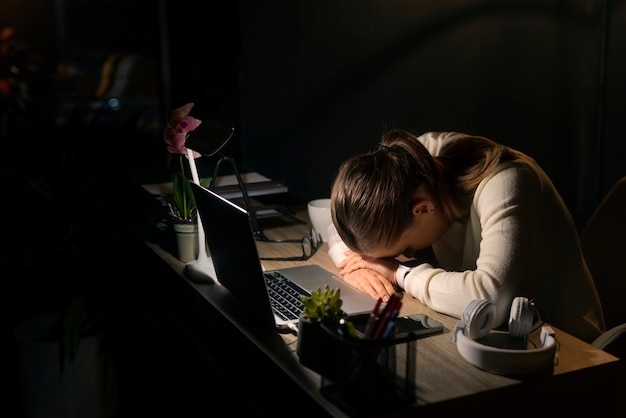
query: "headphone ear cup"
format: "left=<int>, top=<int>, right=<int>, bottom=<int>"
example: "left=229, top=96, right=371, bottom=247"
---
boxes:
left=464, top=299, right=496, bottom=340
left=455, top=297, right=557, bottom=375
left=508, top=297, right=534, bottom=338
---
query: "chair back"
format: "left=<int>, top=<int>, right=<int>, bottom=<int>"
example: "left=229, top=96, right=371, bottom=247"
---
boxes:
left=581, top=176, right=626, bottom=330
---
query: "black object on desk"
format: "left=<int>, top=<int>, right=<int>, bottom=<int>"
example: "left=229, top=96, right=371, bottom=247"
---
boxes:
left=320, top=324, right=418, bottom=416
left=185, top=118, right=292, bottom=240
left=298, top=314, right=443, bottom=417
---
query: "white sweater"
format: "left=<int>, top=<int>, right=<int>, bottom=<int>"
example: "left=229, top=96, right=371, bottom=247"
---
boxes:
left=328, top=132, right=604, bottom=343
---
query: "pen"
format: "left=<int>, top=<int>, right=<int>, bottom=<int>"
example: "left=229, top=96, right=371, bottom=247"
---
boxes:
left=382, top=307, right=401, bottom=339
left=363, top=298, right=382, bottom=338
left=372, top=294, right=400, bottom=339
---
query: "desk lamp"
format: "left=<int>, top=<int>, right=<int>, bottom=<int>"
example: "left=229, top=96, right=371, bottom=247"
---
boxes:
left=183, top=119, right=236, bottom=284
left=186, top=120, right=279, bottom=241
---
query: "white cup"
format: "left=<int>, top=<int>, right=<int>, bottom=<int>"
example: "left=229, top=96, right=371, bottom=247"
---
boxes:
left=307, top=198, right=332, bottom=242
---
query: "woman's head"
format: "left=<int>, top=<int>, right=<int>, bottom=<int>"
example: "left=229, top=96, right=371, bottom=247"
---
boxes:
left=330, top=129, right=454, bottom=257
left=331, top=129, right=525, bottom=258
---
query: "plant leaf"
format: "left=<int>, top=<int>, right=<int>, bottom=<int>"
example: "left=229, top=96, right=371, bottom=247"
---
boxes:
left=300, top=285, right=344, bottom=324
left=172, top=171, right=196, bottom=220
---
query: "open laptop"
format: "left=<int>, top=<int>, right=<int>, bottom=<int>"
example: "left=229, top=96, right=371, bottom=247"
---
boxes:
left=190, top=182, right=374, bottom=330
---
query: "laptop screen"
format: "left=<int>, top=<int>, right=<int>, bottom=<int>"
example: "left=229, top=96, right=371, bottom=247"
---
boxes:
left=191, top=182, right=276, bottom=327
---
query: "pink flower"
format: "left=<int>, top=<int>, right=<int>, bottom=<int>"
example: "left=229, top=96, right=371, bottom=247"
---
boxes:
left=162, top=103, right=204, bottom=221
left=163, top=102, right=202, bottom=158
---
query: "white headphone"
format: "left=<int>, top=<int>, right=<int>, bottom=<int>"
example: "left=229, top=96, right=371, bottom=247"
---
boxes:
left=452, top=297, right=557, bottom=375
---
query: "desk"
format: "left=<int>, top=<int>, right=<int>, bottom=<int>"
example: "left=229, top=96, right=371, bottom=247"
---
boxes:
left=140, top=204, right=621, bottom=416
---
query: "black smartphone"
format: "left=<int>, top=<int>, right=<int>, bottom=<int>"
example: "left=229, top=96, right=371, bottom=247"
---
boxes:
left=392, top=314, right=444, bottom=338
left=351, top=313, right=444, bottom=339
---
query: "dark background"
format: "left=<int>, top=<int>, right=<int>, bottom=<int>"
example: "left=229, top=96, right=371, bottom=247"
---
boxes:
left=1, top=1, right=625, bottom=416
left=235, top=0, right=626, bottom=231
left=1, top=0, right=625, bottom=230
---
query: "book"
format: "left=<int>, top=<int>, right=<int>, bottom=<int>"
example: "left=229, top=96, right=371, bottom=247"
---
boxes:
left=141, top=172, right=289, bottom=200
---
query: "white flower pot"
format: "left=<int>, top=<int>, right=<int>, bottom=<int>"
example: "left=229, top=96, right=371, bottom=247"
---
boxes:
left=172, top=221, right=198, bottom=262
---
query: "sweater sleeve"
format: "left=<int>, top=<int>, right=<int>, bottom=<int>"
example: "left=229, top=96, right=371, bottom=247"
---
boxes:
left=402, top=164, right=542, bottom=327
left=327, top=222, right=350, bottom=265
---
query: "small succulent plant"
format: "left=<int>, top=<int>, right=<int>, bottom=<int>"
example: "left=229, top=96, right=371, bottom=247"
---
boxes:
left=301, top=285, right=345, bottom=325
left=300, top=285, right=358, bottom=337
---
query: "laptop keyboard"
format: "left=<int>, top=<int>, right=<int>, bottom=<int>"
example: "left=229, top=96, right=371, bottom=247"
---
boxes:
left=264, top=271, right=310, bottom=321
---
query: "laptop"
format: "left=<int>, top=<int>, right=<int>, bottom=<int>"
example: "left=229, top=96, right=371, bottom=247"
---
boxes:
left=190, top=182, right=374, bottom=330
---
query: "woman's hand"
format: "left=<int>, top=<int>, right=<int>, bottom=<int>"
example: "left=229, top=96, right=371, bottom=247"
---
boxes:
left=336, top=251, right=399, bottom=301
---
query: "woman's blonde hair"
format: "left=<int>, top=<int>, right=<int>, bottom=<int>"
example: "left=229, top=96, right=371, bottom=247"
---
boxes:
left=330, top=129, right=526, bottom=253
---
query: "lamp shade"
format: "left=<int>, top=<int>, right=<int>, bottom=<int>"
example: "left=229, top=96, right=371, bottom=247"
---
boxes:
left=185, top=118, right=235, bottom=156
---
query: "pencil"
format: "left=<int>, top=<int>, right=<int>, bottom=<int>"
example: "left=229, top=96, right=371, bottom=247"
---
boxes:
left=372, top=294, right=400, bottom=339
left=363, top=298, right=382, bottom=338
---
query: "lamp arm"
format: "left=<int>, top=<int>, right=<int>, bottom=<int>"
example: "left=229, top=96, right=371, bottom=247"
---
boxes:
left=211, top=154, right=268, bottom=241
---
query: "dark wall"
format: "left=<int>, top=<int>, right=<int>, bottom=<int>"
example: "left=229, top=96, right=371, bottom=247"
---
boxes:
left=2, top=0, right=624, bottom=230
left=0, top=0, right=241, bottom=179
left=163, top=1, right=240, bottom=125
left=237, top=0, right=626, bottom=230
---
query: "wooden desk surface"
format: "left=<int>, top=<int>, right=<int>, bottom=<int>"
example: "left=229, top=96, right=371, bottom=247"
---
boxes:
left=144, top=204, right=621, bottom=416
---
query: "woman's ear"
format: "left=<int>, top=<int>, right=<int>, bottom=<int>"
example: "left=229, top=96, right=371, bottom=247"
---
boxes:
left=412, top=200, right=436, bottom=215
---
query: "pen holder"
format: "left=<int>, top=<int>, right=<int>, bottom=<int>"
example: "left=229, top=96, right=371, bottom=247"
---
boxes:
left=312, top=325, right=418, bottom=416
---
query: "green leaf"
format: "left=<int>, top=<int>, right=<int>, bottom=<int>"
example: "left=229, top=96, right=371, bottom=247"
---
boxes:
left=172, top=171, right=196, bottom=220
left=200, top=177, right=212, bottom=188
left=300, top=285, right=344, bottom=324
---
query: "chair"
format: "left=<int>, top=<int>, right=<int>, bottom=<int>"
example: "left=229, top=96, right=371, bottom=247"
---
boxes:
left=591, top=323, right=626, bottom=357
left=581, top=177, right=626, bottom=415
left=580, top=176, right=626, bottom=357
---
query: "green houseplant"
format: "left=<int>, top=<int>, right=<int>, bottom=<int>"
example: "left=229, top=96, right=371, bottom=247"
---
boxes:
left=298, top=287, right=410, bottom=414
left=162, top=103, right=212, bottom=263
left=297, top=286, right=358, bottom=379
left=163, top=102, right=203, bottom=224
left=300, top=285, right=359, bottom=336
left=300, top=285, right=351, bottom=328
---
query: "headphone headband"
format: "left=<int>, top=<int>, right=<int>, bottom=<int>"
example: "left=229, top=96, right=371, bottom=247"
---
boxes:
left=453, top=297, right=557, bottom=375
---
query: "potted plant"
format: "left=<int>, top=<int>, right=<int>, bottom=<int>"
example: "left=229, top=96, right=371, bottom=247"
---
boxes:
left=299, top=285, right=349, bottom=327
left=167, top=154, right=202, bottom=263
left=162, top=102, right=212, bottom=262
left=163, top=103, right=201, bottom=222
left=296, top=285, right=358, bottom=379
left=297, top=288, right=412, bottom=414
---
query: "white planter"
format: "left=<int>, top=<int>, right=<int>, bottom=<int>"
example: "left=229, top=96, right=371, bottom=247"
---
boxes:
left=172, top=221, right=199, bottom=262
left=14, top=313, right=118, bottom=418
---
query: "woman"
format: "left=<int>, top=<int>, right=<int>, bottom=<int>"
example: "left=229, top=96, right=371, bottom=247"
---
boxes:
left=328, top=129, right=604, bottom=343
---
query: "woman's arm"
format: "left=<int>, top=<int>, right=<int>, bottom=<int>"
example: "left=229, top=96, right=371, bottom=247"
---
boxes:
left=327, top=222, right=350, bottom=265
left=402, top=164, right=542, bottom=326
left=327, top=224, right=398, bottom=300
